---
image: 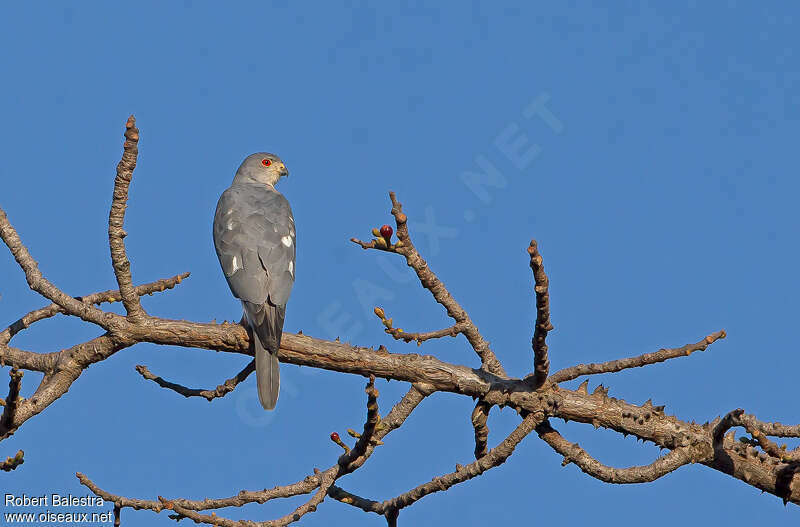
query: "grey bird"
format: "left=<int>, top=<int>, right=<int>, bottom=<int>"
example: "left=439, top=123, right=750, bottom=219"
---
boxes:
left=213, top=153, right=295, bottom=410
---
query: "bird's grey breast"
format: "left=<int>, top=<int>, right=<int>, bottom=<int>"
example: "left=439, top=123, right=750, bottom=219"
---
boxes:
left=213, top=183, right=295, bottom=306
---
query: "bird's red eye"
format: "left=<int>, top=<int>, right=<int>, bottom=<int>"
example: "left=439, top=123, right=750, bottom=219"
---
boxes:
left=261, top=159, right=271, bottom=167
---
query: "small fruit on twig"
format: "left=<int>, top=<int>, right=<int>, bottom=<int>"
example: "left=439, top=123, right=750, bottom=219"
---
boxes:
left=380, top=224, right=393, bottom=245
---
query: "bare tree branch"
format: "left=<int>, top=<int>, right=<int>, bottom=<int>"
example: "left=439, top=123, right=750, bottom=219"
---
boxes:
left=373, top=306, right=465, bottom=345
left=0, top=343, right=55, bottom=372
left=0, top=369, right=23, bottom=430
left=332, top=411, right=543, bottom=519
left=0, top=335, right=129, bottom=440
left=352, top=192, right=507, bottom=378
left=77, top=383, right=430, bottom=525
left=714, top=409, right=800, bottom=462
left=108, top=115, right=146, bottom=322
left=0, top=209, right=112, bottom=328
left=527, top=239, right=552, bottom=389
left=383, top=411, right=541, bottom=512
left=1, top=450, right=24, bottom=472
left=471, top=400, right=490, bottom=458
left=549, top=330, right=727, bottom=384
left=0, top=117, right=796, bottom=525
left=536, top=420, right=706, bottom=483
left=1, top=272, right=188, bottom=345
left=135, top=361, right=255, bottom=401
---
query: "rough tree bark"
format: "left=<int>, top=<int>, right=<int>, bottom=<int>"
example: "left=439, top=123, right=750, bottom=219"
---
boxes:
left=1, top=117, right=798, bottom=525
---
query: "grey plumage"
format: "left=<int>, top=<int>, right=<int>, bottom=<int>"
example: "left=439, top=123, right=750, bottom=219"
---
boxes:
left=213, top=153, right=295, bottom=410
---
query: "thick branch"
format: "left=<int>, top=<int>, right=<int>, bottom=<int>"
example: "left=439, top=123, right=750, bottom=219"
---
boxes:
left=536, top=420, right=706, bottom=483
left=0, top=344, right=55, bottom=373
left=108, top=115, right=146, bottom=322
left=1, top=335, right=128, bottom=440
left=549, top=330, right=727, bottom=384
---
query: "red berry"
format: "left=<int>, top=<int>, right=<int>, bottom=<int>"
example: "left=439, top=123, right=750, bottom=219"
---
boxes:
left=330, top=432, right=340, bottom=442
left=380, top=224, right=393, bottom=240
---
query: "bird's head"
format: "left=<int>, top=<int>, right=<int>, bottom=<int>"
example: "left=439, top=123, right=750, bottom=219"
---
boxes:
left=235, top=152, right=289, bottom=187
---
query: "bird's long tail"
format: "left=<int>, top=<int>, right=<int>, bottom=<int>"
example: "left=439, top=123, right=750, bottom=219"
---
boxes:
left=242, top=301, right=284, bottom=410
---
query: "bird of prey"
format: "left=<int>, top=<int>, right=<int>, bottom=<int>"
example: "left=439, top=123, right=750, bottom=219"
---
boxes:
left=213, top=153, right=295, bottom=410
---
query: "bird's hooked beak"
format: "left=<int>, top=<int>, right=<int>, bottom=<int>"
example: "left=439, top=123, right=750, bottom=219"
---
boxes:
left=279, top=163, right=289, bottom=178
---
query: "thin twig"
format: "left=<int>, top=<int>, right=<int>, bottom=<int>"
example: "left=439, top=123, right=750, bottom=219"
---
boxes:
left=351, top=192, right=507, bottom=377
left=0, top=369, right=23, bottom=430
left=78, top=384, right=429, bottom=523
left=334, top=412, right=542, bottom=518
left=1, top=272, right=189, bottom=345
left=135, top=361, right=255, bottom=401
left=108, top=115, right=146, bottom=322
left=527, top=239, right=553, bottom=388
left=549, top=330, right=727, bottom=384
left=379, top=412, right=542, bottom=516
left=714, top=409, right=800, bottom=462
left=372, top=307, right=466, bottom=345
left=471, top=401, right=490, bottom=458
left=1, top=450, right=24, bottom=471
left=0, top=208, right=112, bottom=328
left=327, top=486, right=383, bottom=514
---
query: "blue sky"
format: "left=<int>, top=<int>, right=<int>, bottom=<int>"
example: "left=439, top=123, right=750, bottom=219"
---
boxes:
left=1, top=2, right=798, bottom=525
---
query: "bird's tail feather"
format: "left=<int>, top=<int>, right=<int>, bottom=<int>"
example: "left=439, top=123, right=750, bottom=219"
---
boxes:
left=242, top=300, right=284, bottom=410
left=253, top=336, right=280, bottom=410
